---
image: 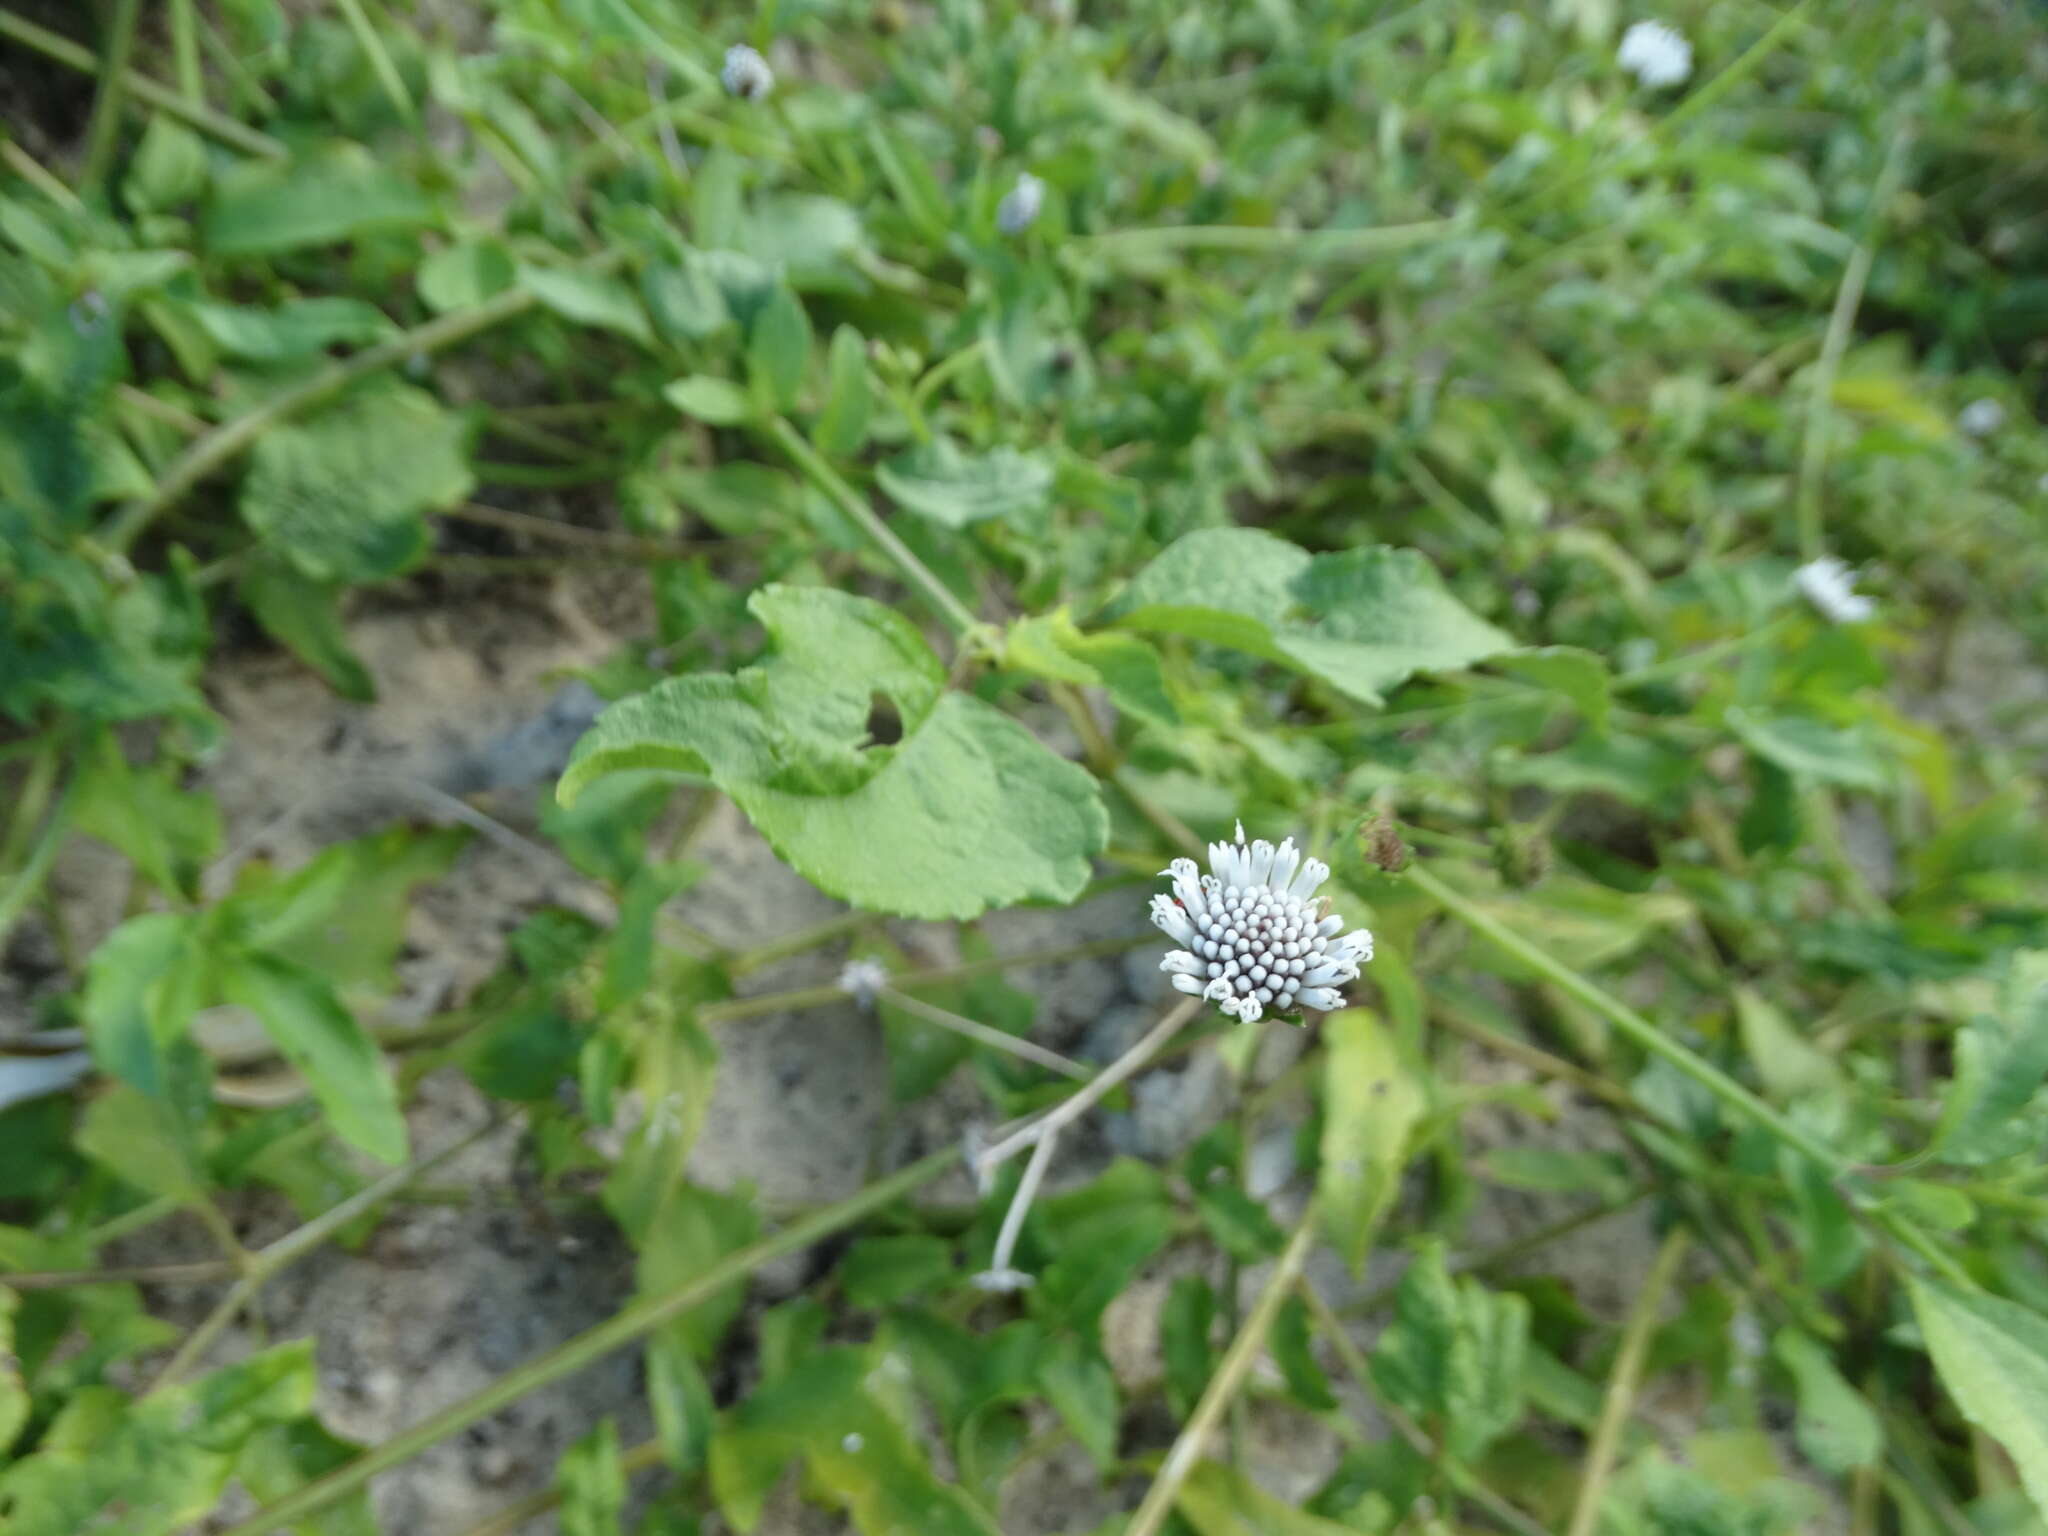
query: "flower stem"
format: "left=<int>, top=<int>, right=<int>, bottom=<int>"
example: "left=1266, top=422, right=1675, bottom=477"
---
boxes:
left=210, top=1149, right=956, bottom=1536
left=987, top=1126, right=1059, bottom=1275
left=766, top=416, right=982, bottom=637
left=332, top=0, right=416, bottom=121
left=1124, top=1200, right=1321, bottom=1536
left=877, top=987, right=1091, bottom=1081
left=3, top=1258, right=237, bottom=1291
left=1566, top=1226, right=1690, bottom=1536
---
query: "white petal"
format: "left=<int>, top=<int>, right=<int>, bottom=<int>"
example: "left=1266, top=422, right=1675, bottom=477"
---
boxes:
left=1203, top=976, right=1234, bottom=1003
left=1268, top=838, right=1301, bottom=893
left=1331, top=929, right=1374, bottom=965
left=1171, top=973, right=1205, bottom=995
left=1149, top=897, right=1195, bottom=946
left=1237, top=995, right=1263, bottom=1024
left=1288, top=858, right=1329, bottom=900
left=1160, top=950, right=1204, bottom=976
left=1234, top=818, right=1247, bottom=844
left=1248, top=839, right=1276, bottom=886
left=1316, top=914, right=1345, bottom=937
left=1302, top=962, right=1351, bottom=987
left=1299, top=986, right=1344, bottom=1012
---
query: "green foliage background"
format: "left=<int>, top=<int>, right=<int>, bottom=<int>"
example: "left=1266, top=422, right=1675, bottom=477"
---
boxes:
left=4, top=0, right=2048, bottom=1532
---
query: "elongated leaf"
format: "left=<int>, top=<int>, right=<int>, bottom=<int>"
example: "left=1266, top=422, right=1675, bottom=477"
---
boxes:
left=1104, top=529, right=1515, bottom=705
left=1726, top=708, right=1887, bottom=791
left=204, top=146, right=433, bottom=256
left=1036, top=1335, right=1119, bottom=1471
left=520, top=265, right=653, bottom=344
left=81, top=912, right=206, bottom=1095
left=1932, top=951, right=2048, bottom=1165
left=220, top=954, right=408, bottom=1162
left=878, top=437, right=1054, bottom=530
left=559, top=586, right=1105, bottom=918
left=559, top=1418, right=627, bottom=1536
left=1909, top=1278, right=2048, bottom=1524
left=1370, top=1241, right=1527, bottom=1461
left=1177, top=1459, right=1361, bottom=1536
left=747, top=286, right=811, bottom=410
left=1319, top=1009, right=1421, bottom=1272
left=815, top=325, right=872, bottom=457
left=238, top=557, right=375, bottom=701
left=1773, top=1328, right=1881, bottom=1474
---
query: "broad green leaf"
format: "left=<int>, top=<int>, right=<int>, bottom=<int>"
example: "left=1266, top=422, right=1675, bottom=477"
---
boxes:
left=183, top=296, right=394, bottom=360
left=235, top=1418, right=378, bottom=1536
left=642, top=254, right=731, bottom=341
left=1370, top=1241, right=1527, bottom=1461
left=219, top=953, right=409, bottom=1163
left=734, top=194, right=868, bottom=288
left=1319, top=1010, right=1421, bottom=1272
left=558, top=586, right=1106, bottom=919
left=1491, top=732, right=1696, bottom=813
left=125, top=115, right=209, bottom=214
left=1491, top=646, right=1612, bottom=730
left=1909, top=1278, right=2048, bottom=1525
left=612, top=1182, right=757, bottom=1363
left=1036, top=1335, right=1119, bottom=1471
left=1772, top=1328, right=1881, bottom=1474
left=239, top=557, right=375, bottom=700
left=663, top=375, right=754, bottom=426
left=0, top=1342, right=312, bottom=1535
left=204, top=146, right=433, bottom=255
left=841, top=1234, right=955, bottom=1308
left=1195, top=1182, right=1284, bottom=1262
left=1932, top=951, right=2048, bottom=1165
left=1736, top=987, right=1842, bottom=1102
left=417, top=240, right=516, bottom=312
left=81, top=912, right=206, bottom=1095
left=747, top=286, right=811, bottom=411
left=1726, top=708, right=1887, bottom=791
left=876, top=437, right=1054, bottom=530
left=1161, top=1275, right=1216, bottom=1419
left=71, top=733, right=220, bottom=898
left=814, top=325, right=872, bottom=457
left=1177, top=1459, right=1361, bottom=1536
left=519, top=265, right=653, bottom=344
left=560, top=1418, right=627, bottom=1536
left=1104, top=529, right=1516, bottom=705
left=240, top=383, right=473, bottom=583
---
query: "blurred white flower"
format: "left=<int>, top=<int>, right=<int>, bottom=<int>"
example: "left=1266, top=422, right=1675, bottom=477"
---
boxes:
left=840, top=1433, right=865, bottom=1454
left=1793, top=556, right=1875, bottom=624
left=721, top=43, right=774, bottom=101
left=837, top=957, right=890, bottom=1009
left=1151, top=822, right=1371, bottom=1026
left=1617, top=20, right=1693, bottom=88
left=970, top=1266, right=1036, bottom=1293
left=997, top=173, right=1045, bottom=235
left=1958, top=396, right=2006, bottom=437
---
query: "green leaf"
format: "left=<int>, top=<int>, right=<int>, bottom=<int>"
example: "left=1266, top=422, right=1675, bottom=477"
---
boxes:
left=76, top=1078, right=206, bottom=1200
left=1491, top=732, right=1696, bottom=813
left=876, top=437, right=1054, bottom=530
left=1726, top=708, right=1887, bottom=791
left=417, top=240, right=516, bottom=312
left=814, top=325, right=872, bottom=458
left=0, top=1287, right=29, bottom=1455
left=235, top=1419, right=378, bottom=1536
left=125, top=115, right=209, bottom=214
left=238, top=557, right=375, bottom=700
left=71, top=733, right=221, bottom=898
left=1491, top=646, right=1612, bottom=730
left=841, top=1234, right=955, bottom=1308
left=1772, top=1328, right=1881, bottom=1474
left=1481, top=1147, right=1636, bottom=1206
left=1271, top=1295, right=1338, bottom=1412
left=204, top=145, right=433, bottom=256
left=558, top=586, right=1106, bottom=919
left=1319, top=1009, right=1421, bottom=1272
left=1370, top=1240, right=1528, bottom=1461
left=1161, top=1275, right=1216, bottom=1419
left=219, top=953, right=409, bottom=1163
left=1195, top=1182, right=1285, bottom=1262
left=1932, top=951, right=2048, bottom=1166
left=560, top=1418, right=627, bottom=1536
left=81, top=912, right=206, bottom=1096
left=1735, top=986, right=1842, bottom=1102
left=183, top=296, right=395, bottom=360
left=647, top=1332, right=716, bottom=1476
left=1909, top=1278, right=2048, bottom=1526
left=1177, top=1459, right=1362, bottom=1536
left=1037, top=1335, right=1119, bottom=1471
left=240, top=383, right=473, bottom=583
left=1104, top=529, right=1516, bottom=705
left=663, top=375, right=755, bottom=426
left=747, top=286, right=811, bottom=411
left=1004, top=608, right=1178, bottom=726
left=642, top=254, right=731, bottom=342
left=520, top=265, right=654, bottom=345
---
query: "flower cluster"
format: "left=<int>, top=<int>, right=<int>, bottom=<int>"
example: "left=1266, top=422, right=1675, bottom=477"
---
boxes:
left=1151, top=823, right=1371, bottom=1024
left=1617, top=20, right=1692, bottom=88
left=721, top=44, right=774, bottom=101
left=1793, top=556, right=1874, bottom=625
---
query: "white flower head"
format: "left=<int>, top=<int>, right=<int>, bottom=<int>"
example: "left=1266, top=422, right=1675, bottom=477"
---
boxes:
left=1617, top=20, right=1693, bottom=88
left=1793, top=556, right=1875, bottom=625
left=1958, top=397, right=2006, bottom=438
left=997, top=173, right=1045, bottom=236
left=1151, top=821, right=1372, bottom=1026
left=721, top=43, right=774, bottom=101
left=838, top=957, right=890, bottom=1009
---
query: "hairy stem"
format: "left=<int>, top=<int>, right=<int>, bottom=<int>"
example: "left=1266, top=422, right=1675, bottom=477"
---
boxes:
left=1566, top=1226, right=1690, bottom=1536
left=877, top=987, right=1091, bottom=1080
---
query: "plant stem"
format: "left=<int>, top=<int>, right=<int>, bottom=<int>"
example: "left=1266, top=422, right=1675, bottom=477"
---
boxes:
left=1407, top=861, right=1844, bottom=1173
left=1566, top=1226, right=1690, bottom=1536
left=211, top=1149, right=956, bottom=1536
left=985, top=1126, right=1059, bottom=1276
left=453, top=1439, right=669, bottom=1536
left=0, top=778, right=75, bottom=957
left=5, top=1258, right=238, bottom=1291
left=1795, top=122, right=1912, bottom=561
left=0, top=9, right=286, bottom=159
left=331, top=0, right=415, bottom=120
left=766, top=416, right=982, bottom=637
left=169, top=0, right=201, bottom=102
left=1077, top=219, right=1453, bottom=264
left=0, top=139, right=85, bottom=210
left=728, top=910, right=875, bottom=976
left=973, top=998, right=1200, bottom=1176
left=877, top=987, right=1091, bottom=1081
left=79, top=0, right=144, bottom=195
left=78, top=1194, right=181, bottom=1248
left=1125, top=1201, right=1321, bottom=1536
left=148, top=1119, right=500, bottom=1392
